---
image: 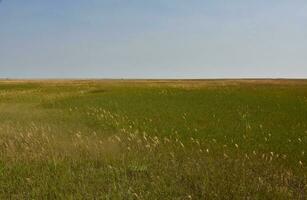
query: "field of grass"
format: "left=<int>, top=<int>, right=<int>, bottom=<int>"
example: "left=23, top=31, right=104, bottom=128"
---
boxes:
left=0, top=79, right=306, bottom=199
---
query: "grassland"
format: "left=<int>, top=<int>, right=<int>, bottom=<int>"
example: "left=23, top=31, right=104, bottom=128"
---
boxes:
left=0, top=79, right=306, bottom=199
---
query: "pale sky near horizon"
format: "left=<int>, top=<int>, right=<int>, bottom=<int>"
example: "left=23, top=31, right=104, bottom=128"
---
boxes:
left=0, top=0, right=306, bottom=79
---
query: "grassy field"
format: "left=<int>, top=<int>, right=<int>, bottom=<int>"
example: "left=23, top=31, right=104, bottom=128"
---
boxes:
left=0, top=79, right=306, bottom=199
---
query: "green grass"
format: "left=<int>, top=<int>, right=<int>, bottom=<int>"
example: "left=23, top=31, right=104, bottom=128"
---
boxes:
left=0, top=80, right=306, bottom=199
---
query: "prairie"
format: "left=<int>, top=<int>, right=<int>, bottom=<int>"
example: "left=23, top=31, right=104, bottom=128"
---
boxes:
left=0, top=79, right=306, bottom=199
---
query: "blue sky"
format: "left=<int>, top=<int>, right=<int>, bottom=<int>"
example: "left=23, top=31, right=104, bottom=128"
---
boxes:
left=0, top=0, right=306, bottom=78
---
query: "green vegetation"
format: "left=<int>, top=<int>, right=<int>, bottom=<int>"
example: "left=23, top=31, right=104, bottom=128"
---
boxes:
left=0, top=80, right=306, bottom=199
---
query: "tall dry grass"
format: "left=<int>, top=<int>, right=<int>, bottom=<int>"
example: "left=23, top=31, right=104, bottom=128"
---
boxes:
left=0, top=125, right=305, bottom=199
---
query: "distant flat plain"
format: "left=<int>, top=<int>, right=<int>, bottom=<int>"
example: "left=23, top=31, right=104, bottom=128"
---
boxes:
left=0, top=79, right=306, bottom=199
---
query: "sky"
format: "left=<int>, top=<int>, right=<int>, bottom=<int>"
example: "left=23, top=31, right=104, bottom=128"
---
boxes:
left=0, top=0, right=307, bottom=79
